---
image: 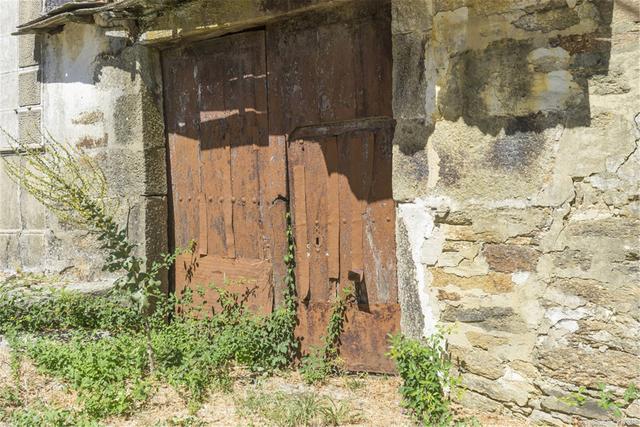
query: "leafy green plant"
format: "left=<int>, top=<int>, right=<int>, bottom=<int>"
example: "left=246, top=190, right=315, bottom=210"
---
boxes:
left=558, top=385, right=588, bottom=407
left=558, top=383, right=639, bottom=419
left=300, top=286, right=354, bottom=384
left=597, top=383, right=639, bottom=418
left=17, top=332, right=151, bottom=418
left=0, top=129, right=189, bottom=371
left=8, top=405, right=99, bottom=427
left=387, top=329, right=460, bottom=426
left=238, top=390, right=362, bottom=426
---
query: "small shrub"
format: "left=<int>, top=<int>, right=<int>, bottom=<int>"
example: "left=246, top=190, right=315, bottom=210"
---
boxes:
left=0, top=287, right=140, bottom=335
left=8, top=405, right=99, bottom=427
left=300, top=286, right=354, bottom=384
left=238, top=390, right=362, bottom=426
left=388, top=329, right=460, bottom=426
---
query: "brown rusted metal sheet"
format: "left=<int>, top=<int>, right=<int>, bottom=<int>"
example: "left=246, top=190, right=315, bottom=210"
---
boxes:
left=299, top=303, right=400, bottom=373
left=175, top=253, right=273, bottom=316
left=288, top=120, right=398, bottom=372
left=163, top=30, right=284, bottom=317
left=274, top=4, right=396, bottom=373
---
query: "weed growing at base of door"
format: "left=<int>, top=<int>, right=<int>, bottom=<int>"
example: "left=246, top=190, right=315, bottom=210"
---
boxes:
left=0, top=128, right=304, bottom=421
left=300, top=286, right=354, bottom=385
left=0, top=280, right=302, bottom=422
left=388, top=328, right=462, bottom=426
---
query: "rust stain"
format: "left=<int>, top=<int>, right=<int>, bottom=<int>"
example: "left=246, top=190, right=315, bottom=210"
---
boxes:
left=75, top=134, right=108, bottom=149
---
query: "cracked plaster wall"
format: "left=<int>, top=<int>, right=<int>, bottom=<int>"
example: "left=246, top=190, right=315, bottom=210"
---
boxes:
left=38, top=23, right=168, bottom=283
left=1, top=19, right=168, bottom=284
left=392, top=0, right=639, bottom=424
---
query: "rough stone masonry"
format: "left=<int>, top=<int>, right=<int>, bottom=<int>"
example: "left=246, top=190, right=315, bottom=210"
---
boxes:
left=392, top=0, right=640, bottom=424
left=1, top=0, right=639, bottom=424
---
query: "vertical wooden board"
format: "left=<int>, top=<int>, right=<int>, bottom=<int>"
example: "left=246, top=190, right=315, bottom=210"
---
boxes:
left=163, top=50, right=203, bottom=300
left=252, top=31, right=287, bottom=288
left=325, top=137, right=340, bottom=280
left=356, top=11, right=393, bottom=117
left=261, top=135, right=288, bottom=306
left=363, top=128, right=397, bottom=303
left=195, top=46, right=229, bottom=257
left=162, top=52, right=202, bottom=250
left=223, top=47, right=251, bottom=259
left=266, top=24, right=320, bottom=135
left=292, top=163, right=311, bottom=301
left=337, top=133, right=353, bottom=294
left=338, top=132, right=370, bottom=294
left=234, top=34, right=266, bottom=261
left=303, top=138, right=330, bottom=302
left=317, top=22, right=357, bottom=123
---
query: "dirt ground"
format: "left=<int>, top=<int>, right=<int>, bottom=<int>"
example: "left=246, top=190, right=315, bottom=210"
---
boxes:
left=0, top=344, right=526, bottom=426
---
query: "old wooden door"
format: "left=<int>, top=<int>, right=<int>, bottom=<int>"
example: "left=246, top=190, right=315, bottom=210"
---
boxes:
left=163, top=31, right=287, bottom=314
left=163, top=1, right=398, bottom=372
left=288, top=119, right=398, bottom=372
left=267, top=4, right=399, bottom=372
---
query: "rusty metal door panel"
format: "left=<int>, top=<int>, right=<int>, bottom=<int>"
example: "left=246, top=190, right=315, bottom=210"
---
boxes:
left=288, top=118, right=398, bottom=372
left=299, top=302, right=400, bottom=373
left=163, top=31, right=284, bottom=314
left=269, top=3, right=395, bottom=372
left=266, top=5, right=391, bottom=133
left=175, top=252, right=273, bottom=316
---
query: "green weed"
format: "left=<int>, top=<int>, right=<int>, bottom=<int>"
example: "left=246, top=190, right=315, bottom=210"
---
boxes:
left=8, top=404, right=100, bottom=427
left=387, top=329, right=461, bottom=426
left=238, top=390, right=362, bottom=426
left=300, top=286, right=354, bottom=384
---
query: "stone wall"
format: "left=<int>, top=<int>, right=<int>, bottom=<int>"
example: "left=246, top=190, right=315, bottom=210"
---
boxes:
left=392, top=0, right=639, bottom=423
left=1, top=7, right=168, bottom=283
left=0, top=0, right=46, bottom=273
left=38, top=22, right=168, bottom=281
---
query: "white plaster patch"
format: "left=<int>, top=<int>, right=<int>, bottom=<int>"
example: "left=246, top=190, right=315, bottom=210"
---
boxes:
left=556, top=319, right=579, bottom=333
left=545, top=307, right=589, bottom=326
left=398, top=198, right=441, bottom=336
left=511, top=271, right=530, bottom=286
